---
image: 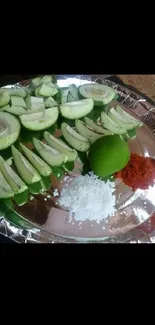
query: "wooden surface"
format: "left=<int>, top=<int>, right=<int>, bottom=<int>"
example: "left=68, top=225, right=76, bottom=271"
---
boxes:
left=117, top=75, right=155, bottom=101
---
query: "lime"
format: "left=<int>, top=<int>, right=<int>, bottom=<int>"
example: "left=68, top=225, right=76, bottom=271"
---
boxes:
left=88, top=135, right=130, bottom=178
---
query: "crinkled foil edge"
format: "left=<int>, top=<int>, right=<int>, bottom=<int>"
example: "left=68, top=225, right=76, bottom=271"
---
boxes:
left=1, top=75, right=155, bottom=243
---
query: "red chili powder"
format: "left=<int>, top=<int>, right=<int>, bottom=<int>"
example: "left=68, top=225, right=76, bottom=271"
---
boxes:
left=115, top=153, right=155, bottom=191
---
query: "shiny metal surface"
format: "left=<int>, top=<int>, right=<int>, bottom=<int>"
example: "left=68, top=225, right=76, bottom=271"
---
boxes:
left=1, top=75, right=155, bottom=243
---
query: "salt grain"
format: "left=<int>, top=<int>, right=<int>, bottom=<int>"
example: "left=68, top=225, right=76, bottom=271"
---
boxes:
left=53, top=189, right=59, bottom=197
left=59, top=173, right=116, bottom=223
left=64, top=176, right=70, bottom=182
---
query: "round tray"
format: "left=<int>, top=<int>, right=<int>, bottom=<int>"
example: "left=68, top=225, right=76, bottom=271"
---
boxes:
left=1, top=75, right=155, bottom=243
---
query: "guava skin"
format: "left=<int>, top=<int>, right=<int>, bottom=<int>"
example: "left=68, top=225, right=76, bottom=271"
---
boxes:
left=88, top=135, right=130, bottom=178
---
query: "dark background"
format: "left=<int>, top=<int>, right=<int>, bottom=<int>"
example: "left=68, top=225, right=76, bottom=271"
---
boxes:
left=0, top=75, right=36, bottom=87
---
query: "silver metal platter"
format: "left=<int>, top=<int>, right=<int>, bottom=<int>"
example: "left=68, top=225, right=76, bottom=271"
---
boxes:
left=1, top=75, right=155, bottom=243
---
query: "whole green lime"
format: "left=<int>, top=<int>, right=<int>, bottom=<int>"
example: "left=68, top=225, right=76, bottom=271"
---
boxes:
left=88, top=135, right=130, bottom=178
